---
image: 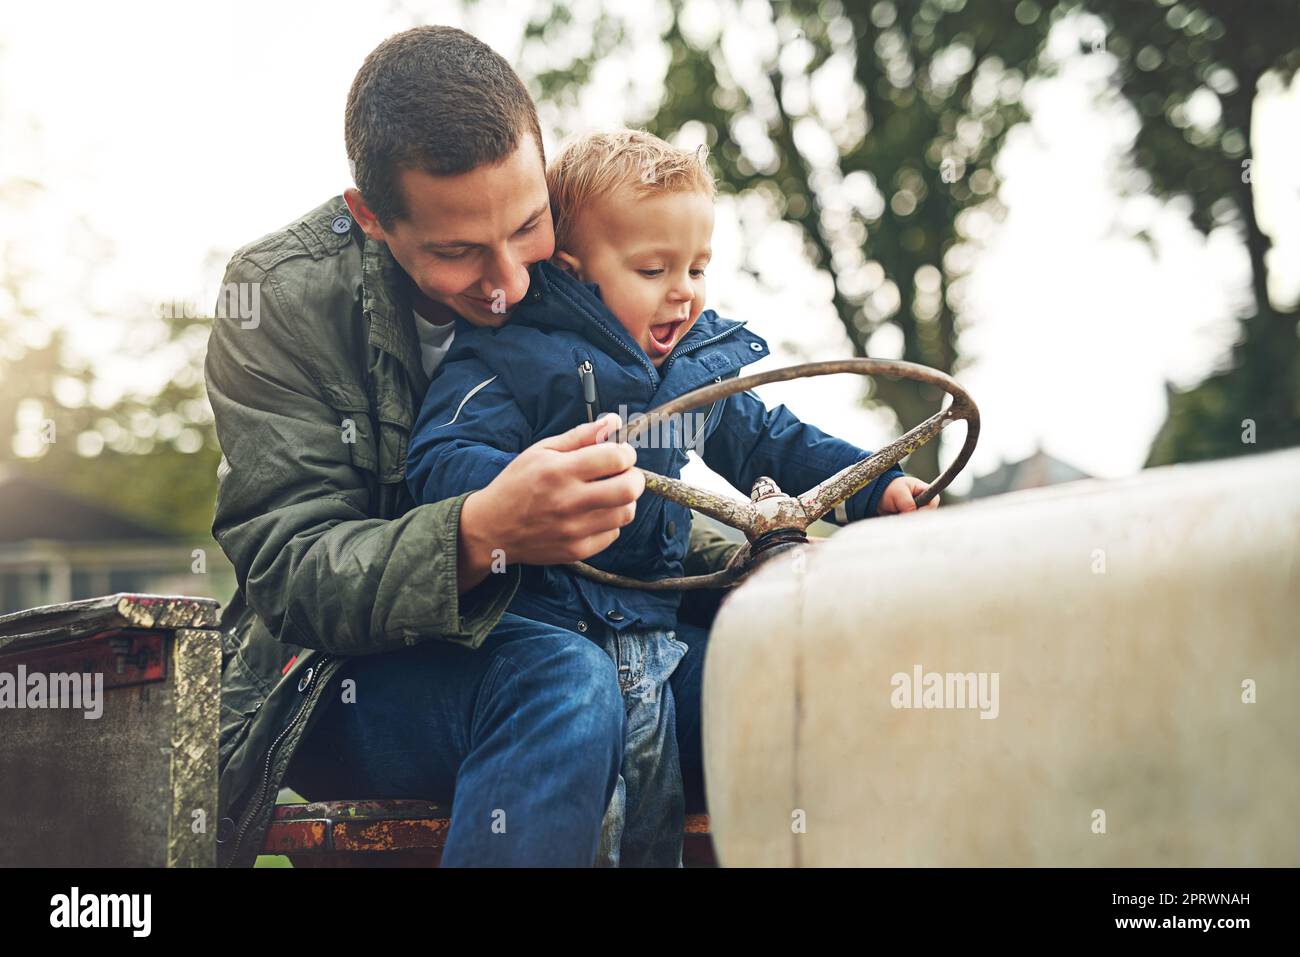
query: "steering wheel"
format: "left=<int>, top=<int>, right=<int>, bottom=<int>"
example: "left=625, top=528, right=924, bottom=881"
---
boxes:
left=567, top=358, right=979, bottom=591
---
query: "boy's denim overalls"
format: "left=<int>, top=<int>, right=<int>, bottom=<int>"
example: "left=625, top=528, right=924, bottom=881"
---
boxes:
left=594, top=626, right=689, bottom=867
left=406, top=260, right=905, bottom=864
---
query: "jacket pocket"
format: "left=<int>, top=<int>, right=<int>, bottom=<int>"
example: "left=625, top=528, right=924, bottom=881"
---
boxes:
left=218, top=648, right=267, bottom=773
left=336, top=410, right=378, bottom=473
left=320, top=379, right=381, bottom=475
left=333, top=402, right=408, bottom=484
left=658, top=500, right=692, bottom=565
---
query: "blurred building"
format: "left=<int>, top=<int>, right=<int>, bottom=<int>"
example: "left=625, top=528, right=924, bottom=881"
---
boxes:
left=969, top=446, right=1093, bottom=499
left=0, top=469, right=231, bottom=615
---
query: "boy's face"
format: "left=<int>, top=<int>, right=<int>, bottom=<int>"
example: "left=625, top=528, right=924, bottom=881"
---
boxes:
left=345, top=131, right=554, bottom=329
left=559, top=187, right=713, bottom=367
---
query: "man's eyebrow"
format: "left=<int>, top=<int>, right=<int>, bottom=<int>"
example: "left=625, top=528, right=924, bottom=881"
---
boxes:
left=419, top=202, right=550, bottom=251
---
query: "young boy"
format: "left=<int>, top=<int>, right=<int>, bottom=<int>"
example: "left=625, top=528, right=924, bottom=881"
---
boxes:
left=406, top=130, right=934, bottom=867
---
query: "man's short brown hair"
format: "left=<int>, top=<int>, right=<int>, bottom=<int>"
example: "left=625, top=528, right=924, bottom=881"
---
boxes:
left=345, top=25, right=545, bottom=228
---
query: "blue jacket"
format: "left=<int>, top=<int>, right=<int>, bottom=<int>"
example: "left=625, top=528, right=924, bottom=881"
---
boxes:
left=406, top=260, right=906, bottom=636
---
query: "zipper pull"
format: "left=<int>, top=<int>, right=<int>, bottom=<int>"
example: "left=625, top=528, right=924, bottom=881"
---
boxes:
left=577, top=360, right=598, bottom=423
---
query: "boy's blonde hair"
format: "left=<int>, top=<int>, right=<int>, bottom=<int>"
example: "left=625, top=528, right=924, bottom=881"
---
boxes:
left=546, top=129, right=715, bottom=252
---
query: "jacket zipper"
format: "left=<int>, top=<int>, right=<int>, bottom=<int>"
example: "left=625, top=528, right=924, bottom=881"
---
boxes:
left=227, top=653, right=332, bottom=865
left=662, top=323, right=744, bottom=452
left=587, top=317, right=658, bottom=383
left=576, top=319, right=746, bottom=427
left=685, top=377, right=724, bottom=451
left=581, top=297, right=748, bottom=385
left=661, top=323, right=746, bottom=376
left=577, top=360, right=599, bottom=422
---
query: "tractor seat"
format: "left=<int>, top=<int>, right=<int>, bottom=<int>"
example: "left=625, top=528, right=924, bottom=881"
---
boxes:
left=261, top=799, right=716, bottom=866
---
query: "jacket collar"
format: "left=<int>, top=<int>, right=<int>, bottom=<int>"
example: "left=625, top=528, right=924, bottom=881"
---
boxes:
left=520, top=260, right=644, bottom=351
left=516, top=260, right=749, bottom=369
left=361, top=233, right=429, bottom=395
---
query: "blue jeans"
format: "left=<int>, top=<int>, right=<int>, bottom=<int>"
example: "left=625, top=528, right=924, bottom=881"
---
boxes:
left=595, top=628, right=689, bottom=868
left=284, top=612, right=711, bottom=866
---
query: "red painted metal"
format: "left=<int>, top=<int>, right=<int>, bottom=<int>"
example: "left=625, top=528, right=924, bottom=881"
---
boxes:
left=0, top=628, right=167, bottom=691
left=262, top=799, right=717, bottom=867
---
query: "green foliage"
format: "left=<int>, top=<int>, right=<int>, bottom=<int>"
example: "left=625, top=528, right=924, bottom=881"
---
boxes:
left=0, top=65, right=220, bottom=538
left=0, top=283, right=220, bottom=538
left=1077, top=0, right=1300, bottom=463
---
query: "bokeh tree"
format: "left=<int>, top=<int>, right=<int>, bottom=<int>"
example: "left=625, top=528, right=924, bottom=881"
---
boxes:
left=0, top=310, right=221, bottom=539
left=0, top=186, right=220, bottom=538
left=0, top=36, right=220, bottom=537
left=1074, top=0, right=1300, bottom=464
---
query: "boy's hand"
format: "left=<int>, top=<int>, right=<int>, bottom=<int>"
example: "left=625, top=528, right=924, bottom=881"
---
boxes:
left=877, top=475, right=939, bottom=515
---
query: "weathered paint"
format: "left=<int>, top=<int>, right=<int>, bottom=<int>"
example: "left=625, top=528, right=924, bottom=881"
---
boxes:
left=0, top=593, right=220, bottom=654
left=169, top=628, right=221, bottom=868
left=0, top=598, right=221, bottom=867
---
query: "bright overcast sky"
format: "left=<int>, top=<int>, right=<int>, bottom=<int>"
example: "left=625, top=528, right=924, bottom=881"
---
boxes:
left=2, top=0, right=1297, bottom=496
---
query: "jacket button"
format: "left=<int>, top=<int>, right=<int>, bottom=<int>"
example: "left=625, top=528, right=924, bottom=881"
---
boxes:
left=216, top=817, right=236, bottom=845
left=666, top=521, right=677, bottom=537
left=606, top=611, right=625, bottom=622
left=749, top=342, right=764, bottom=352
left=331, top=215, right=352, bottom=234
left=297, top=667, right=314, bottom=692
left=576, top=620, right=588, bottom=633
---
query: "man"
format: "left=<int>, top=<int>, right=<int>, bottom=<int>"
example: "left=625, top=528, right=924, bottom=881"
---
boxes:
left=206, top=26, right=744, bottom=868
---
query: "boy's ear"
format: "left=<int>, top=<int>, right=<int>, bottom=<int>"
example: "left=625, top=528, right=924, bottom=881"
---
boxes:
left=552, top=250, right=583, bottom=278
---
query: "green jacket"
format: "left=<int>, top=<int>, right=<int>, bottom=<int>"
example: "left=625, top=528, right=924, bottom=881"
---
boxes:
left=205, top=195, right=742, bottom=868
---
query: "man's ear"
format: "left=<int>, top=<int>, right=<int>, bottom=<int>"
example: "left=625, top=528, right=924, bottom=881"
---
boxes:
left=552, top=250, right=584, bottom=278
left=344, top=187, right=387, bottom=242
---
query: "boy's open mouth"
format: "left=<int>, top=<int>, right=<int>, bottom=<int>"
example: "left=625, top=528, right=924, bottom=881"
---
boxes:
left=647, top=320, right=685, bottom=357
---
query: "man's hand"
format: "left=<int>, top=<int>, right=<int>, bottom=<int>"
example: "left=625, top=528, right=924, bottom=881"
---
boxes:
left=877, top=475, right=939, bottom=515
left=456, top=413, right=644, bottom=591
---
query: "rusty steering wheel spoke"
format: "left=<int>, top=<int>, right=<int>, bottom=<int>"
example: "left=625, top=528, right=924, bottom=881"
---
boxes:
left=800, top=375, right=978, bottom=522
left=638, top=470, right=759, bottom=533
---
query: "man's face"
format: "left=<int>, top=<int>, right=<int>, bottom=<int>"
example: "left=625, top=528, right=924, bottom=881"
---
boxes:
left=345, top=131, right=554, bottom=328
left=560, top=186, right=713, bottom=367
